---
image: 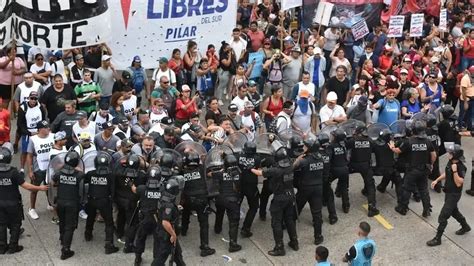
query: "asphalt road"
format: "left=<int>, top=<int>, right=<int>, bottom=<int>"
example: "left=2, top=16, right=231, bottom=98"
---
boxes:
left=2, top=126, right=474, bottom=266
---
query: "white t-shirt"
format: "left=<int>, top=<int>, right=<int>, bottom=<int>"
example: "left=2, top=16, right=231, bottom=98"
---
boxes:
left=51, top=60, right=68, bottom=84
left=295, top=82, right=316, bottom=100
left=292, top=102, right=314, bottom=134
left=123, top=95, right=138, bottom=124
left=231, top=96, right=249, bottom=113
left=319, top=104, right=346, bottom=129
left=276, top=112, right=292, bottom=134
left=230, top=37, right=247, bottom=60
left=28, top=133, right=55, bottom=171
left=72, top=121, right=97, bottom=141
left=241, top=114, right=256, bottom=141
left=152, top=68, right=176, bottom=86
left=323, top=28, right=340, bottom=51
left=149, top=110, right=168, bottom=126
left=16, top=81, right=42, bottom=104
left=30, top=62, right=52, bottom=88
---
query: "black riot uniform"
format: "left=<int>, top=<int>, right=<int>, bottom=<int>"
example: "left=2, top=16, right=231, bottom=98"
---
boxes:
left=346, top=125, right=379, bottom=217
left=180, top=152, right=216, bottom=257
left=294, top=139, right=324, bottom=245
left=373, top=129, right=402, bottom=204
left=426, top=114, right=442, bottom=192
left=0, top=148, right=33, bottom=254
left=329, top=129, right=350, bottom=213
left=213, top=154, right=243, bottom=253
left=238, top=141, right=261, bottom=238
left=262, top=147, right=298, bottom=256
left=427, top=145, right=471, bottom=246
left=84, top=152, right=119, bottom=254
left=319, top=133, right=337, bottom=224
left=152, top=178, right=185, bottom=266
left=288, top=136, right=304, bottom=189
left=394, top=121, right=436, bottom=217
left=438, top=105, right=461, bottom=156
left=52, top=151, right=84, bottom=260
left=160, top=153, right=176, bottom=183
left=134, top=167, right=162, bottom=265
left=114, top=154, right=146, bottom=253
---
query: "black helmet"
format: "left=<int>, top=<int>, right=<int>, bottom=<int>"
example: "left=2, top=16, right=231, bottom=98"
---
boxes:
left=244, top=141, right=257, bottom=154
left=224, top=154, right=238, bottom=168
left=160, top=153, right=174, bottom=169
left=184, top=152, right=200, bottom=167
left=275, top=147, right=291, bottom=167
left=64, top=151, right=80, bottom=168
left=126, top=154, right=141, bottom=170
left=331, top=128, right=346, bottom=142
left=303, top=138, right=320, bottom=153
left=448, top=144, right=465, bottom=162
left=412, top=120, right=427, bottom=136
left=289, top=136, right=304, bottom=150
left=0, top=147, right=12, bottom=164
left=440, top=105, right=454, bottom=120
left=148, top=166, right=161, bottom=179
left=354, top=122, right=367, bottom=136
left=165, top=178, right=180, bottom=196
left=426, top=114, right=437, bottom=128
left=379, top=128, right=392, bottom=143
left=317, top=133, right=330, bottom=147
left=94, top=152, right=111, bottom=174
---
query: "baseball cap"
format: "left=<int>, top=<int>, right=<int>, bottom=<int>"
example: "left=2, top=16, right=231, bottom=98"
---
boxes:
left=113, top=116, right=129, bottom=125
left=189, top=124, right=202, bottom=133
left=121, top=138, right=134, bottom=148
left=292, top=46, right=302, bottom=53
left=159, top=57, right=168, bottom=64
left=99, top=102, right=110, bottom=111
left=102, top=121, right=114, bottom=130
left=29, top=91, right=39, bottom=98
left=161, top=116, right=174, bottom=125
left=400, top=68, right=409, bottom=75
left=78, top=132, right=91, bottom=141
left=429, top=70, right=438, bottom=78
left=75, top=54, right=84, bottom=61
left=430, top=56, right=440, bottom=63
left=54, top=131, right=67, bottom=141
left=101, top=54, right=111, bottom=61
left=299, top=89, right=310, bottom=98
left=133, top=55, right=141, bottom=62
left=37, top=120, right=49, bottom=129
left=77, top=110, right=87, bottom=119
left=314, top=47, right=322, bottom=55
left=403, top=57, right=412, bottom=63
left=358, top=96, right=368, bottom=106
left=228, top=104, right=238, bottom=112
left=182, top=85, right=191, bottom=92
left=284, top=36, right=293, bottom=43
left=248, top=80, right=257, bottom=87
left=244, top=101, right=254, bottom=108
left=326, top=91, right=338, bottom=101
left=122, top=71, right=132, bottom=80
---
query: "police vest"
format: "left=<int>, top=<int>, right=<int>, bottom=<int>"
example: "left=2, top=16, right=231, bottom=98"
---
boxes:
left=238, top=155, right=259, bottom=184
left=21, top=102, right=42, bottom=133
left=88, top=171, right=111, bottom=199
left=141, top=186, right=161, bottom=213
left=300, top=154, right=324, bottom=186
left=31, top=134, right=54, bottom=171
left=350, top=136, right=372, bottom=163
left=426, top=128, right=440, bottom=151
left=183, top=168, right=207, bottom=197
left=373, top=142, right=395, bottom=168
left=408, top=137, right=431, bottom=167
left=220, top=170, right=240, bottom=197
left=352, top=238, right=376, bottom=266
left=319, top=149, right=331, bottom=177
left=123, top=95, right=137, bottom=123
left=57, top=172, right=81, bottom=202
left=271, top=166, right=294, bottom=197
left=18, top=82, right=41, bottom=104
left=331, top=143, right=348, bottom=168
left=0, top=169, right=21, bottom=204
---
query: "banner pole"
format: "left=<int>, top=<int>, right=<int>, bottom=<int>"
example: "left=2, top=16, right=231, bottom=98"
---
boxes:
left=318, top=4, right=326, bottom=35
left=9, top=39, right=16, bottom=120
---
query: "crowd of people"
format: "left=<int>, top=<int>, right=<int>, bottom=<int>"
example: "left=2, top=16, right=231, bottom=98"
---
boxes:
left=0, top=0, right=473, bottom=265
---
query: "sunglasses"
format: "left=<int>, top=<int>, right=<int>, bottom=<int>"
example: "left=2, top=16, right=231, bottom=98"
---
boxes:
left=30, top=97, right=38, bottom=100
left=162, top=81, right=169, bottom=84
left=36, top=58, right=44, bottom=61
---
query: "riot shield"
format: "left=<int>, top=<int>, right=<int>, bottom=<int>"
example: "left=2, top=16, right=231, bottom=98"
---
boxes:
left=256, top=133, right=280, bottom=155
left=47, top=152, right=84, bottom=207
left=174, top=141, right=207, bottom=163
left=82, top=151, right=98, bottom=174
left=389, top=120, right=407, bottom=138
left=367, top=123, right=389, bottom=141
left=278, top=128, right=304, bottom=147
left=320, top=125, right=338, bottom=136
left=411, top=112, right=427, bottom=121
left=204, top=145, right=234, bottom=197
left=223, top=132, right=248, bottom=153
left=338, top=119, right=359, bottom=138
left=149, top=148, right=183, bottom=170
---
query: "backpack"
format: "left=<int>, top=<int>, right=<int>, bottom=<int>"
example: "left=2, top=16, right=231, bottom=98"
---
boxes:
left=291, top=101, right=315, bottom=118
left=267, top=60, right=282, bottom=83
left=268, top=115, right=288, bottom=134
left=131, top=67, right=145, bottom=93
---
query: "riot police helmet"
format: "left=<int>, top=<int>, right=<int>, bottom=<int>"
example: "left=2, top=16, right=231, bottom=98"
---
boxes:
left=354, top=122, right=367, bottom=136
left=94, top=152, right=111, bottom=174
left=224, top=153, right=238, bottom=168
left=0, top=147, right=12, bottom=164
left=160, top=153, right=174, bottom=169
left=448, top=144, right=465, bottom=162
left=275, top=147, right=291, bottom=167
left=426, top=114, right=437, bottom=129
left=184, top=152, right=200, bottom=167
left=244, top=141, right=257, bottom=154
left=379, top=128, right=392, bottom=143
left=146, top=166, right=162, bottom=189
left=64, top=151, right=80, bottom=168
left=440, top=104, right=455, bottom=120
left=331, top=128, right=347, bottom=142
left=412, top=120, right=427, bottom=136
left=317, top=133, right=330, bottom=147
left=126, top=154, right=141, bottom=170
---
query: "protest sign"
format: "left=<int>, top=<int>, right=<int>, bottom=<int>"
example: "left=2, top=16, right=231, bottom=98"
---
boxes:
left=409, top=13, right=424, bottom=37
left=387, top=15, right=405, bottom=37
left=352, top=19, right=369, bottom=41
left=282, top=0, right=303, bottom=10
left=439, top=8, right=447, bottom=32
left=313, top=2, right=335, bottom=27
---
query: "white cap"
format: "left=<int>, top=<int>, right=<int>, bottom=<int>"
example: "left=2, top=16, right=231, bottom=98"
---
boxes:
left=314, top=47, right=322, bottom=55
left=327, top=91, right=338, bottom=101
left=101, top=54, right=111, bottom=61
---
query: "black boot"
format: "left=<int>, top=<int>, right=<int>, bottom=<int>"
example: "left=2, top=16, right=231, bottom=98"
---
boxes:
left=228, top=242, right=242, bottom=253
left=268, top=242, right=285, bottom=256
left=361, top=188, right=368, bottom=197
left=342, top=204, right=350, bottom=214
left=422, top=209, right=431, bottom=218
left=60, top=247, right=75, bottom=260
left=123, top=243, right=134, bottom=253
left=228, top=223, right=241, bottom=252
left=329, top=216, right=338, bottom=225
left=395, top=205, right=407, bottom=215
left=214, top=225, right=222, bottom=234
left=134, top=253, right=142, bottom=266
left=240, top=228, right=253, bottom=238
left=84, top=231, right=93, bottom=242
left=426, top=236, right=441, bottom=246
left=0, top=245, right=7, bottom=255
left=367, top=205, right=380, bottom=217
left=413, top=192, right=421, bottom=202
left=105, top=243, right=119, bottom=254
left=6, top=244, right=23, bottom=254
left=376, top=184, right=386, bottom=193
left=455, top=224, right=471, bottom=235
left=288, top=238, right=299, bottom=251
left=200, top=245, right=216, bottom=257
left=314, top=235, right=324, bottom=245
left=466, top=189, right=474, bottom=196
left=433, top=182, right=442, bottom=193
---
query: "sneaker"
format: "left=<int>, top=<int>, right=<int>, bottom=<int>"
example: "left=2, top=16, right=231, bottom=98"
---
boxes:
left=28, top=209, right=39, bottom=220
left=47, top=204, right=54, bottom=211
left=117, top=238, right=126, bottom=244
left=79, top=210, right=88, bottom=220
left=51, top=217, right=59, bottom=225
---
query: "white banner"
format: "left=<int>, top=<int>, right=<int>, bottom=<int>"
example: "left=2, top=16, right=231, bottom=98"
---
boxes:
left=313, top=2, right=334, bottom=27
left=352, top=19, right=369, bottom=41
left=0, top=0, right=13, bottom=48
left=439, top=8, right=447, bottom=32
left=409, top=13, right=424, bottom=37
left=387, top=15, right=405, bottom=38
left=281, top=0, right=303, bottom=10
left=109, top=0, right=237, bottom=70
left=3, top=0, right=110, bottom=49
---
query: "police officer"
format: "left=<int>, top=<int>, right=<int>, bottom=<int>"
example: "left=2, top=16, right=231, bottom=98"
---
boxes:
left=0, top=147, right=48, bottom=254
left=373, top=129, right=402, bottom=204
left=343, top=222, right=376, bottom=265
left=319, top=133, right=337, bottom=224
left=390, top=121, right=437, bottom=217
left=213, top=154, right=243, bottom=252
left=114, top=154, right=146, bottom=253
left=132, top=166, right=162, bottom=265
left=329, top=129, right=350, bottom=213
left=180, top=152, right=216, bottom=257
left=437, top=104, right=461, bottom=156
left=294, top=139, right=325, bottom=245
left=160, top=153, right=177, bottom=183
left=252, top=147, right=298, bottom=256
left=346, top=124, right=379, bottom=217
left=425, top=114, right=442, bottom=193
left=51, top=151, right=84, bottom=260
left=152, top=178, right=186, bottom=266
left=83, top=152, right=119, bottom=254
left=238, top=141, right=261, bottom=238
left=427, top=145, right=471, bottom=246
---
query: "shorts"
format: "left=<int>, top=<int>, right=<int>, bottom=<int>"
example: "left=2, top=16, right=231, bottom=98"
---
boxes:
left=21, top=135, right=30, bottom=153
left=0, top=84, right=15, bottom=100
left=32, top=170, right=46, bottom=186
